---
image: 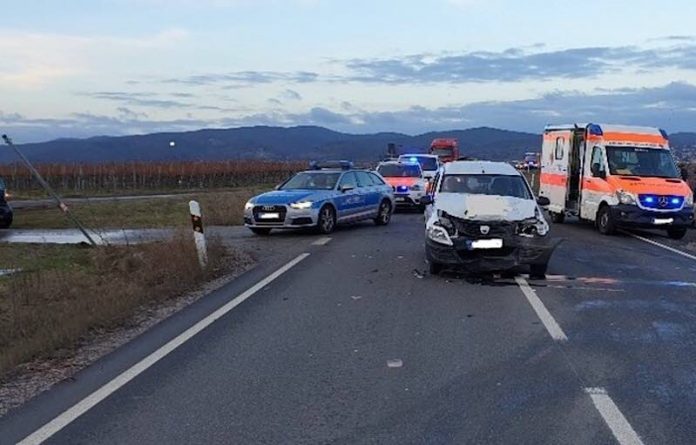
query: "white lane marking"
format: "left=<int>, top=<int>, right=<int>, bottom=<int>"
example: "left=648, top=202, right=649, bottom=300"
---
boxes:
left=585, top=387, right=644, bottom=445
left=311, top=237, right=332, bottom=246
left=515, top=276, right=568, bottom=342
left=18, top=253, right=311, bottom=445
left=622, top=230, right=696, bottom=262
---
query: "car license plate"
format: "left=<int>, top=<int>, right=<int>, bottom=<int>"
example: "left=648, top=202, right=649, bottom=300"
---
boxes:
left=395, top=197, right=406, bottom=202
left=471, top=239, right=503, bottom=249
left=259, top=212, right=280, bottom=219
left=653, top=218, right=674, bottom=225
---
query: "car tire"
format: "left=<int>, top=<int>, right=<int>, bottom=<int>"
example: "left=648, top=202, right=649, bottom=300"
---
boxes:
left=250, top=228, right=271, bottom=236
left=550, top=212, right=565, bottom=224
left=374, top=200, right=392, bottom=226
left=317, top=205, right=337, bottom=234
left=596, top=205, right=616, bottom=235
left=529, top=263, right=548, bottom=279
left=428, top=260, right=443, bottom=275
left=667, top=227, right=688, bottom=240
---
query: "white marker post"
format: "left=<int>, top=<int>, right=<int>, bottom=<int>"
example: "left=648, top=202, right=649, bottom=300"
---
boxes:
left=189, top=200, right=208, bottom=268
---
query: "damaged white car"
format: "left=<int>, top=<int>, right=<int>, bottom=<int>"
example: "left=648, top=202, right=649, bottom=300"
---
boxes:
left=421, top=161, right=559, bottom=278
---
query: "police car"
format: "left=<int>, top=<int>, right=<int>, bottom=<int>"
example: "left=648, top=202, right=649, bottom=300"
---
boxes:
left=376, top=160, right=429, bottom=210
left=244, top=161, right=395, bottom=235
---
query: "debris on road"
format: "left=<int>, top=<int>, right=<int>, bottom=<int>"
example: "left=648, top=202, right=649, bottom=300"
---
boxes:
left=412, top=269, right=425, bottom=279
left=387, top=359, right=403, bottom=368
left=350, top=295, right=362, bottom=300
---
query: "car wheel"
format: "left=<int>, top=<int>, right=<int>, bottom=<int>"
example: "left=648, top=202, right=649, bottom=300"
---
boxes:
left=596, top=205, right=616, bottom=235
left=374, top=200, right=392, bottom=226
left=428, top=260, right=443, bottom=275
left=317, top=205, right=337, bottom=234
left=550, top=212, right=565, bottom=224
left=667, top=227, right=687, bottom=240
left=529, top=263, right=548, bottom=279
left=250, top=228, right=271, bottom=236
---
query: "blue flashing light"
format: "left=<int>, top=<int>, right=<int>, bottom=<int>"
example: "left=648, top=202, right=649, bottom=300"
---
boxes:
left=397, top=186, right=408, bottom=192
left=409, top=157, right=418, bottom=163
left=671, top=197, right=681, bottom=205
left=587, top=124, right=603, bottom=136
left=645, top=196, right=655, bottom=203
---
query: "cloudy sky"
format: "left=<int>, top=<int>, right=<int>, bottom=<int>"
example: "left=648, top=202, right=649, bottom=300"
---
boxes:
left=2, top=0, right=696, bottom=142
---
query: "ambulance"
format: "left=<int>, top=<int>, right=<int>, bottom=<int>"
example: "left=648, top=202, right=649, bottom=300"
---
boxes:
left=539, top=123, right=694, bottom=239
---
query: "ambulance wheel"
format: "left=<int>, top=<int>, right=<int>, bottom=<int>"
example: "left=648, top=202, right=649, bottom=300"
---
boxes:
left=667, top=228, right=687, bottom=240
left=550, top=212, right=565, bottom=224
left=597, top=205, right=616, bottom=235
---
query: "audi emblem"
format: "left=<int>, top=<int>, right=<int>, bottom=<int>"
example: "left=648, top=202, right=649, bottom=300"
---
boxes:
left=262, top=206, right=275, bottom=211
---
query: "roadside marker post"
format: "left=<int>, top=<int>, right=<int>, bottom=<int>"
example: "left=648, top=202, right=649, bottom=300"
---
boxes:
left=189, top=200, right=208, bottom=268
left=2, top=134, right=98, bottom=246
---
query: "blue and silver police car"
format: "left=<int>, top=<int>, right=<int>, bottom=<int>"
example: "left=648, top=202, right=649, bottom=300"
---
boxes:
left=244, top=161, right=395, bottom=235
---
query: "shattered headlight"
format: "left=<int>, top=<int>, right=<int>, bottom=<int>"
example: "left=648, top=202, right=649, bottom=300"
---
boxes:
left=427, top=224, right=454, bottom=246
left=517, top=209, right=549, bottom=237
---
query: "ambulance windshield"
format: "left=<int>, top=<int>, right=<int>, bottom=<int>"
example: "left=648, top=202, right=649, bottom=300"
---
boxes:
left=606, top=146, right=679, bottom=178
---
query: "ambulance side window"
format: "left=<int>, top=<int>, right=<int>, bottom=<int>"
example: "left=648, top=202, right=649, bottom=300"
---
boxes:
left=590, top=146, right=606, bottom=177
left=555, top=137, right=565, bottom=160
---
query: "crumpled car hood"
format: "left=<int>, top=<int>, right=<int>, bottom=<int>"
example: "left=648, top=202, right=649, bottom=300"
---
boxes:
left=435, top=192, right=537, bottom=221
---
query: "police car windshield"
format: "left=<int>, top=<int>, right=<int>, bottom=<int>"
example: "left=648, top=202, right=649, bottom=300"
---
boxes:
left=440, top=174, right=532, bottom=200
left=377, top=164, right=421, bottom=177
left=280, top=172, right=341, bottom=190
left=400, top=156, right=438, bottom=171
left=606, top=146, right=679, bottom=178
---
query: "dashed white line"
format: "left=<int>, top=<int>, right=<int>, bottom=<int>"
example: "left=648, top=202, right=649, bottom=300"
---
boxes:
left=623, top=230, right=696, bottom=262
left=17, top=253, right=311, bottom=445
left=515, top=276, right=568, bottom=342
left=585, top=387, right=644, bottom=445
left=311, top=237, right=332, bottom=246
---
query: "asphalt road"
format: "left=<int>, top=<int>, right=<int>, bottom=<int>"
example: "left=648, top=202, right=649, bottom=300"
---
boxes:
left=3, top=213, right=696, bottom=444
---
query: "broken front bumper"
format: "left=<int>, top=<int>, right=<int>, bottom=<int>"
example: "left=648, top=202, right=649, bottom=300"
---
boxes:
left=425, top=235, right=561, bottom=272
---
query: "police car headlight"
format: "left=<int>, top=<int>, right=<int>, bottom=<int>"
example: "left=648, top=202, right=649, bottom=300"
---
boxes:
left=427, top=224, right=454, bottom=246
left=244, top=201, right=254, bottom=211
left=616, top=190, right=636, bottom=205
left=290, top=201, right=313, bottom=210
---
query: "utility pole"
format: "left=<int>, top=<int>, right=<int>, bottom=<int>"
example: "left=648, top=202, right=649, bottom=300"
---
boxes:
left=2, top=134, right=98, bottom=246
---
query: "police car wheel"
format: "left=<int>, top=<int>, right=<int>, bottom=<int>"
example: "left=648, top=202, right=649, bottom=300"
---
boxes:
left=317, top=205, right=336, bottom=234
left=375, top=200, right=392, bottom=225
left=667, top=228, right=687, bottom=240
left=597, top=206, right=616, bottom=235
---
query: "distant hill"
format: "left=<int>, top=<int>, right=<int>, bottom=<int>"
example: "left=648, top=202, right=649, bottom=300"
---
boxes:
left=0, top=126, right=541, bottom=164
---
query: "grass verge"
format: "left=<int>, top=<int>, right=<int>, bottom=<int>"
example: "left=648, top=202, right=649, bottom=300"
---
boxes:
left=0, top=233, right=250, bottom=377
left=11, top=186, right=270, bottom=229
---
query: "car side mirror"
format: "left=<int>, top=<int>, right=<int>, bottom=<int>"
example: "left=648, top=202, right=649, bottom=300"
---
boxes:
left=421, top=195, right=434, bottom=205
left=340, top=185, right=354, bottom=193
left=536, top=196, right=550, bottom=207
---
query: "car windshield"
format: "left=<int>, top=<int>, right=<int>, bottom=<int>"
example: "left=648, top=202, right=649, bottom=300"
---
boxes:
left=377, top=164, right=421, bottom=177
left=280, top=172, right=340, bottom=190
left=400, top=156, right=438, bottom=171
left=606, top=146, right=679, bottom=178
left=440, top=174, right=532, bottom=199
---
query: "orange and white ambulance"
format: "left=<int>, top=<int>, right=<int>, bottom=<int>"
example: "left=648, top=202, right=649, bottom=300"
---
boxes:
left=539, top=123, right=694, bottom=239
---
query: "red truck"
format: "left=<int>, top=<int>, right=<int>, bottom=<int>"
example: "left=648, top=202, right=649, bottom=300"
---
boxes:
left=429, top=138, right=459, bottom=162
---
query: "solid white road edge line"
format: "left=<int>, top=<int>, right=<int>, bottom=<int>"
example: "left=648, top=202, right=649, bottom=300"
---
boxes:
left=311, top=237, right=332, bottom=246
left=18, top=253, right=311, bottom=445
left=515, top=276, right=568, bottom=342
left=585, top=387, right=644, bottom=445
left=622, top=230, right=696, bottom=262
